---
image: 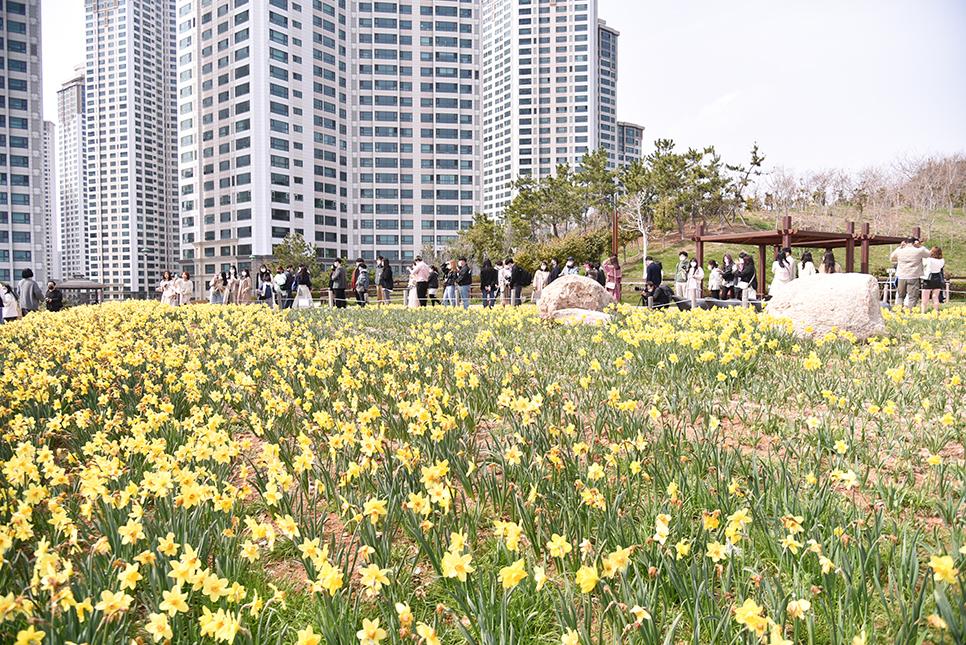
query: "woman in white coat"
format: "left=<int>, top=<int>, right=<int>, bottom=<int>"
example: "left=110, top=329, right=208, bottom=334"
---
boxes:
left=158, top=271, right=179, bottom=306
left=175, top=271, right=194, bottom=306
left=685, top=259, right=704, bottom=301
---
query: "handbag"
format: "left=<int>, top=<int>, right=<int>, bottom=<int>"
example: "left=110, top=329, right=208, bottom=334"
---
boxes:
left=736, top=280, right=750, bottom=290
left=605, top=281, right=616, bottom=290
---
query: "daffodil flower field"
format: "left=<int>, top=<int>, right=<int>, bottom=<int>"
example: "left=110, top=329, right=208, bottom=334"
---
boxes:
left=2, top=301, right=966, bottom=645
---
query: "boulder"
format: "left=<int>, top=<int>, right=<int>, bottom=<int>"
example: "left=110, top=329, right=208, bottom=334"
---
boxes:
left=551, top=308, right=613, bottom=326
left=765, top=273, right=887, bottom=341
left=538, top=275, right=615, bottom=321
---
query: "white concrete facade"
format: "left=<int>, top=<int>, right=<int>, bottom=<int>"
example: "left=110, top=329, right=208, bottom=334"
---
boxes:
left=84, top=0, right=179, bottom=298
left=0, top=0, right=46, bottom=287
left=481, top=0, right=607, bottom=219
left=57, top=68, right=88, bottom=280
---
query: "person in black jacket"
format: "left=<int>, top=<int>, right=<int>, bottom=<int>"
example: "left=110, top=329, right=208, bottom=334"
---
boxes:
left=736, top=253, right=758, bottom=299
left=427, top=266, right=441, bottom=306
left=45, top=281, right=64, bottom=312
left=456, top=257, right=473, bottom=308
left=329, top=258, right=347, bottom=308
left=506, top=258, right=523, bottom=306
left=479, top=258, right=497, bottom=308
left=377, top=256, right=394, bottom=304
left=645, top=256, right=662, bottom=287
left=547, top=258, right=561, bottom=284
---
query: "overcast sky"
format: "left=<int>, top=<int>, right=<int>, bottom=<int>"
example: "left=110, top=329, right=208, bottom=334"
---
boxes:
left=42, top=0, right=966, bottom=173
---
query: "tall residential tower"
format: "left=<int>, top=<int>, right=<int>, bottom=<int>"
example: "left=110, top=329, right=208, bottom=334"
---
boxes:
left=0, top=0, right=46, bottom=286
left=174, top=0, right=482, bottom=282
left=84, top=0, right=178, bottom=298
left=57, top=67, right=88, bottom=280
left=481, top=0, right=614, bottom=219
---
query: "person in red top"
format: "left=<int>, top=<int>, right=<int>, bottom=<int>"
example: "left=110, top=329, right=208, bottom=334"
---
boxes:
left=411, top=256, right=431, bottom=307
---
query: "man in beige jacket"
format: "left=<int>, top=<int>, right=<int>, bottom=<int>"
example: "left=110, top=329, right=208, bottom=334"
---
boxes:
left=890, top=237, right=930, bottom=309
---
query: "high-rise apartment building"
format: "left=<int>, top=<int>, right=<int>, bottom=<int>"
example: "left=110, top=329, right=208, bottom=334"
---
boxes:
left=0, top=0, right=46, bottom=287
left=174, top=0, right=481, bottom=281
left=43, top=120, right=58, bottom=279
left=596, top=19, right=617, bottom=169
left=57, top=67, right=88, bottom=280
left=481, top=0, right=612, bottom=219
left=616, top=120, right=643, bottom=167
left=84, top=0, right=178, bottom=298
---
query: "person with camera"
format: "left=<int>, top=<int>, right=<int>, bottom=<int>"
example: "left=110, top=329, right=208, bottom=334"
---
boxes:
left=890, top=237, right=931, bottom=310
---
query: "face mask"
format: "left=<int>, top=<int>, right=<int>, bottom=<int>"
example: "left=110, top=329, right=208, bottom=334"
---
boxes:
left=541, top=265, right=547, bottom=270
left=680, top=256, right=686, bottom=261
left=567, top=262, right=573, bottom=266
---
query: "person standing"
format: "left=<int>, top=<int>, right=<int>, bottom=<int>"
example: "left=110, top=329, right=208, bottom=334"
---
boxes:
left=16, top=269, right=43, bottom=315
left=412, top=256, right=431, bottom=306
left=353, top=260, right=370, bottom=307
left=176, top=271, right=194, bottom=306
left=479, top=259, right=498, bottom=308
left=561, top=257, right=579, bottom=276
left=224, top=267, right=239, bottom=304
left=377, top=257, right=394, bottom=304
left=2, top=283, right=21, bottom=322
left=282, top=265, right=296, bottom=309
left=645, top=256, right=663, bottom=288
left=547, top=258, right=562, bottom=284
left=456, top=257, right=472, bottom=309
left=238, top=269, right=253, bottom=305
left=674, top=252, right=689, bottom=298
left=685, top=257, right=704, bottom=301
left=604, top=255, right=622, bottom=303
left=158, top=270, right=179, bottom=306
left=295, top=265, right=313, bottom=308
left=890, top=237, right=931, bottom=310
left=209, top=273, right=226, bottom=304
left=506, top=258, right=523, bottom=306
left=496, top=260, right=508, bottom=306
left=330, top=258, right=347, bottom=308
left=720, top=254, right=736, bottom=299
left=532, top=261, right=550, bottom=305
left=45, top=281, right=64, bottom=312
left=707, top=260, right=723, bottom=299
left=441, top=260, right=457, bottom=306
left=921, top=246, right=946, bottom=313
left=736, top=254, right=758, bottom=299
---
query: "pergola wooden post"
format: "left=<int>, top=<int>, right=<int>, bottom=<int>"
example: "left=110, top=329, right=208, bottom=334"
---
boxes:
left=758, top=245, right=766, bottom=291
left=696, top=224, right=705, bottom=268
left=690, top=217, right=907, bottom=285
left=860, top=223, right=871, bottom=274
left=845, top=222, right=856, bottom=273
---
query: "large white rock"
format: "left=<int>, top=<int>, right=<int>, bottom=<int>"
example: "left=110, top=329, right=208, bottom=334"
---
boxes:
left=538, top=275, right=616, bottom=321
left=551, top=308, right=613, bottom=326
left=765, top=273, right=887, bottom=341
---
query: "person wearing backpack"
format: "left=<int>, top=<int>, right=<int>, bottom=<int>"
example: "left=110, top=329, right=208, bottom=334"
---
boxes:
left=456, top=257, right=473, bottom=308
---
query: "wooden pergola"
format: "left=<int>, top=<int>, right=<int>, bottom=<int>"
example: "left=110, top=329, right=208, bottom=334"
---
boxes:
left=692, top=216, right=912, bottom=288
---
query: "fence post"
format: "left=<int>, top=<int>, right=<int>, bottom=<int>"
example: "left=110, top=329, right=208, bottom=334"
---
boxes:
left=327, top=289, right=333, bottom=307
left=690, top=292, right=697, bottom=311
left=742, top=287, right=749, bottom=308
left=647, top=295, right=654, bottom=310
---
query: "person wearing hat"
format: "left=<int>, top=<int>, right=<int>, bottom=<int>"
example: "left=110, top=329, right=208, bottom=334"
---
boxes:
left=562, top=257, right=580, bottom=276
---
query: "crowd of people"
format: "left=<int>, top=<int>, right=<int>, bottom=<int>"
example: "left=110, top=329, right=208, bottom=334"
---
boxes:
left=0, top=237, right=950, bottom=323
left=1, top=269, right=63, bottom=323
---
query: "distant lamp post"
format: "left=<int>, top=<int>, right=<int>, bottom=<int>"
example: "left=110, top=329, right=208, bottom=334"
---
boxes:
left=139, top=247, right=152, bottom=299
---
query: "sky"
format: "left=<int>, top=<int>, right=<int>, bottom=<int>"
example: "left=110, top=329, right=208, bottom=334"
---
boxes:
left=41, top=0, right=966, bottom=174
